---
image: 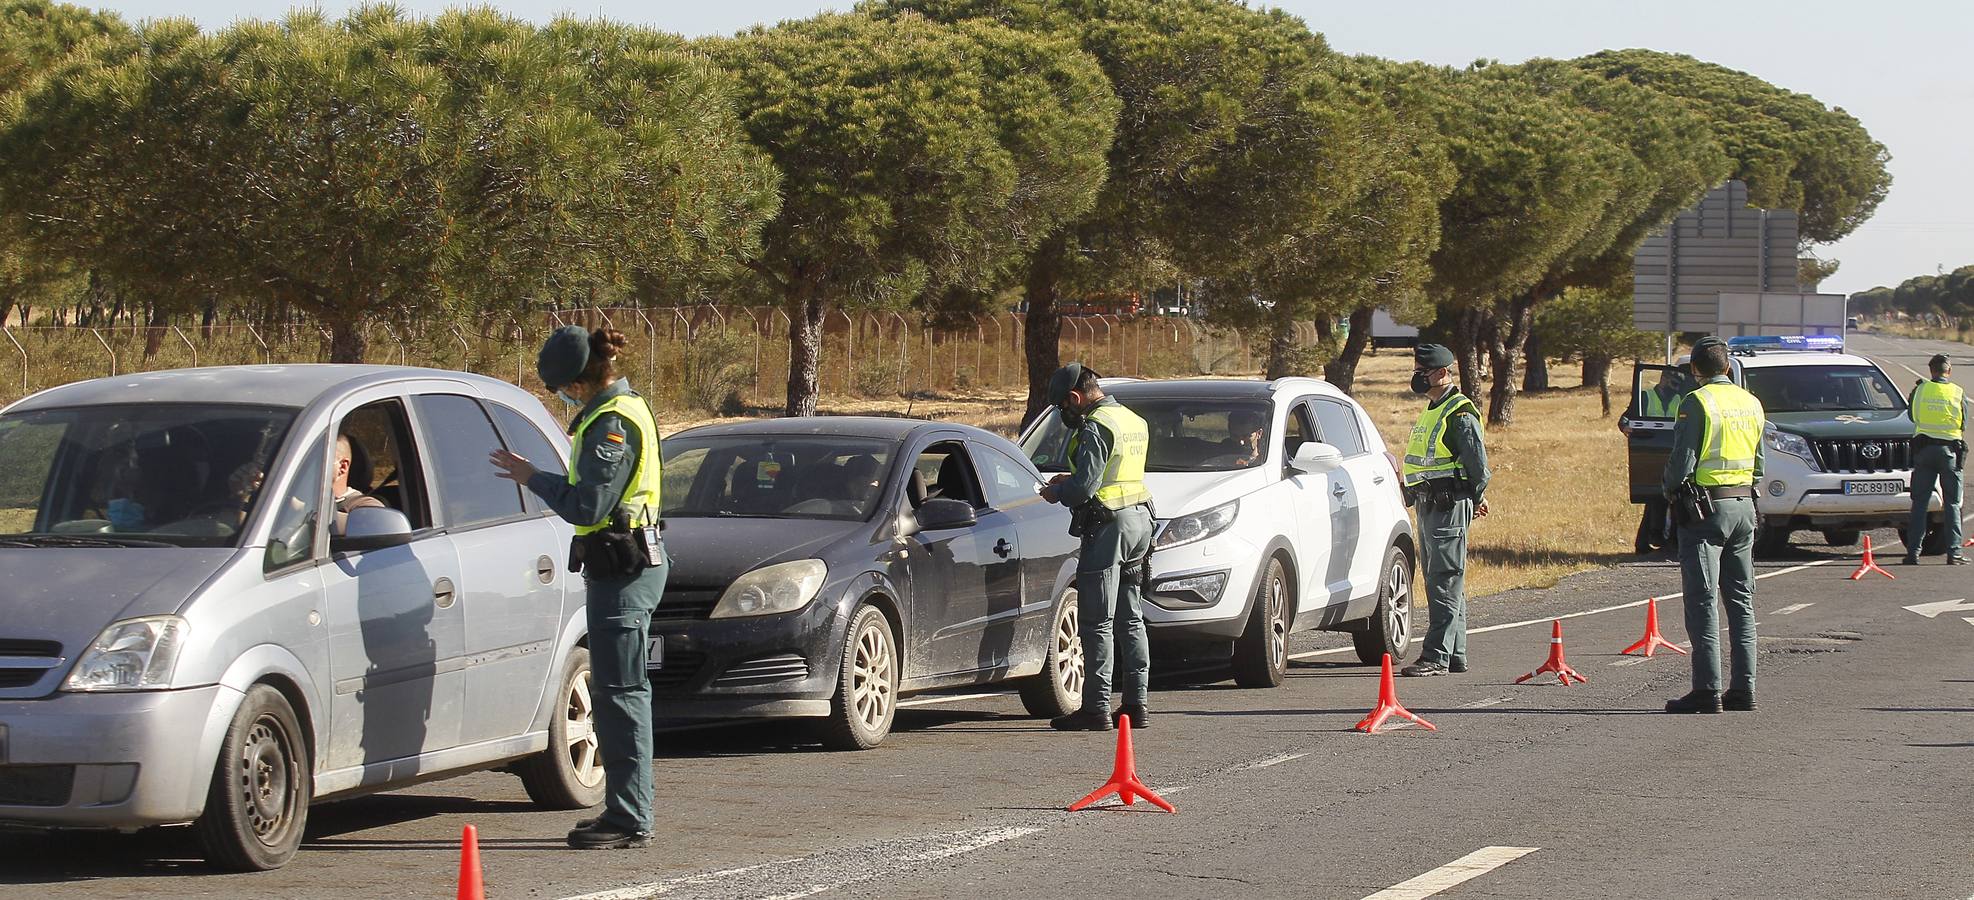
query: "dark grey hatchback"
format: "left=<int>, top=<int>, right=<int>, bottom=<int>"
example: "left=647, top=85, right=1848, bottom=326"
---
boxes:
left=651, top=417, right=1082, bottom=749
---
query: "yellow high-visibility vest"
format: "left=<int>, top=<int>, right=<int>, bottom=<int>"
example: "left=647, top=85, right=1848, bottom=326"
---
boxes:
left=1070, top=403, right=1151, bottom=510
left=1911, top=380, right=1965, bottom=441
left=1402, top=392, right=1481, bottom=486
left=1690, top=382, right=1763, bottom=488
left=1641, top=388, right=1683, bottom=419
left=568, top=392, right=662, bottom=535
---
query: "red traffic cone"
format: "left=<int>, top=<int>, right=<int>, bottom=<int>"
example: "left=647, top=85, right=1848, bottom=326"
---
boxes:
left=1849, top=535, right=1895, bottom=581
left=457, top=824, right=484, bottom=900
left=1620, top=598, right=1688, bottom=657
left=1067, top=717, right=1175, bottom=813
left=1516, top=620, right=1588, bottom=686
left=1354, top=653, right=1436, bottom=734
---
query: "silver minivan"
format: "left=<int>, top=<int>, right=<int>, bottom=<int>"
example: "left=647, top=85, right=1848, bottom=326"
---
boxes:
left=0, top=366, right=603, bottom=869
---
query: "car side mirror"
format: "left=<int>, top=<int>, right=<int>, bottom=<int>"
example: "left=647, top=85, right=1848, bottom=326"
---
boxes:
left=333, top=506, right=414, bottom=553
left=1289, top=441, right=1346, bottom=475
left=915, top=497, right=978, bottom=531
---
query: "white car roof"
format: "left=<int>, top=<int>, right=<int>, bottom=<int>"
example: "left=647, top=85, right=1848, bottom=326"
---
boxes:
left=1735, top=351, right=1877, bottom=369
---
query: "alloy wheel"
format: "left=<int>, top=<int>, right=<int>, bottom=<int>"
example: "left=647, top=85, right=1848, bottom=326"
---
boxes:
left=1268, top=575, right=1288, bottom=670
left=565, top=670, right=604, bottom=789
left=850, top=620, right=896, bottom=730
left=1386, top=556, right=1411, bottom=646
left=1055, top=594, right=1084, bottom=700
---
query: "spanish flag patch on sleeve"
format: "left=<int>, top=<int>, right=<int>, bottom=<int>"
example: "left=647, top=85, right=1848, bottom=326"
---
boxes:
left=604, top=432, right=626, bottom=444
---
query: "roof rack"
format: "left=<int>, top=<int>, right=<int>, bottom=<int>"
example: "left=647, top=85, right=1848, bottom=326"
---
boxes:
left=1725, top=335, right=1844, bottom=356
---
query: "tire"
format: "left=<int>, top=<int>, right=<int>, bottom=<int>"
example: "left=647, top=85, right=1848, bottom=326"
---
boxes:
left=817, top=605, right=898, bottom=751
left=1822, top=529, right=1861, bottom=548
left=1352, top=545, right=1413, bottom=665
left=1752, top=513, right=1791, bottom=558
left=1018, top=588, right=1083, bottom=718
left=193, top=684, right=312, bottom=872
left=1232, top=557, right=1290, bottom=688
left=516, top=646, right=608, bottom=810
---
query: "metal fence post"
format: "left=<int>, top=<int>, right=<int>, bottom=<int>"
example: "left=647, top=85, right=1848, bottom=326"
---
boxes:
left=3, top=327, right=27, bottom=395
left=90, top=329, right=116, bottom=376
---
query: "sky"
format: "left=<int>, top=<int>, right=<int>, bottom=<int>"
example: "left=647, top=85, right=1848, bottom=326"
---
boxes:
left=81, top=0, right=1974, bottom=296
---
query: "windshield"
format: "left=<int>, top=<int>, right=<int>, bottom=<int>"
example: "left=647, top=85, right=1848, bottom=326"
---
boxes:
left=661, top=434, right=898, bottom=521
left=0, top=403, right=298, bottom=547
left=1022, top=399, right=1273, bottom=473
left=1743, top=365, right=1905, bottom=414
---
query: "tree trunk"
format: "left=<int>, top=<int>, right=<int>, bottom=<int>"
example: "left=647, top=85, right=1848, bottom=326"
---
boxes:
left=1264, top=307, right=1298, bottom=379
left=327, top=317, right=368, bottom=364
left=200, top=297, right=218, bottom=340
left=1585, top=352, right=1613, bottom=416
left=783, top=283, right=825, bottom=417
left=1451, top=306, right=1484, bottom=399
left=1324, top=306, right=1374, bottom=392
left=1485, top=293, right=1537, bottom=427
left=1021, top=236, right=1068, bottom=428
left=1522, top=327, right=1549, bottom=392
left=142, top=305, right=168, bottom=360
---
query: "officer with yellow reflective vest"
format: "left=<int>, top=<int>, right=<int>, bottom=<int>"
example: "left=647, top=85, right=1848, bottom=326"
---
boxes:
left=1662, top=336, right=1764, bottom=714
left=492, top=326, right=667, bottom=849
left=1399, top=344, right=1490, bottom=678
left=1038, top=363, right=1155, bottom=731
left=1904, top=353, right=1968, bottom=565
left=1619, top=368, right=1694, bottom=555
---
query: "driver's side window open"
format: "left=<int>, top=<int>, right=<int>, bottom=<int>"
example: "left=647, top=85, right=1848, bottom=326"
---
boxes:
left=912, top=442, right=984, bottom=508
left=336, top=400, right=430, bottom=530
left=264, top=438, right=325, bottom=572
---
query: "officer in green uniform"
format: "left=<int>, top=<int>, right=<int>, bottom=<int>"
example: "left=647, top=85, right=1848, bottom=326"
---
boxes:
left=1662, top=335, right=1764, bottom=714
left=1399, top=344, right=1490, bottom=677
left=1620, top=370, right=1692, bottom=554
left=492, top=326, right=667, bottom=849
left=1038, top=363, right=1155, bottom=731
left=1903, top=353, right=1967, bottom=565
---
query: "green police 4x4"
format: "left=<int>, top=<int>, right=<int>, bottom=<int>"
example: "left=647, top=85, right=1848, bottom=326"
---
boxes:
left=1628, top=338, right=1948, bottom=557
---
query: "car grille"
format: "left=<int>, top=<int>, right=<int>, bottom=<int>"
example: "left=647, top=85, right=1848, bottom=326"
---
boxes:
left=714, top=653, right=809, bottom=688
left=1811, top=438, right=1910, bottom=473
left=0, top=765, right=75, bottom=806
left=652, top=590, right=721, bottom=621
left=0, top=640, right=62, bottom=690
left=650, top=649, right=707, bottom=690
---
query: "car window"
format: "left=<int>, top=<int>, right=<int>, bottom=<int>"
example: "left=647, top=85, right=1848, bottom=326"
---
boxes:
left=413, top=394, right=528, bottom=528
left=978, top=446, right=1039, bottom=508
left=1020, top=398, right=1273, bottom=473
left=1284, top=405, right=1314, bottom=460
left=916, top=441, right=985, bottom=508
left=1311, top=400, right=1366, bottom=456
left=660, top=434, right=896, bottom=521
left=1743, top=365, right=1904, bottom=413
left=265, top=435, right=327, bottom=571
left=487, top=402, right=566, bottom=515
left=339, top=400, right=430, bottom=529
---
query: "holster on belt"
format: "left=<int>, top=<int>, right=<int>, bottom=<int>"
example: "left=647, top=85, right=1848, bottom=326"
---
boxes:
left=1672, top=480, right=1715, bottom=527
left=1411, top=480, right=1471, bottom=508
left=569, top=509, right=659, bottom=579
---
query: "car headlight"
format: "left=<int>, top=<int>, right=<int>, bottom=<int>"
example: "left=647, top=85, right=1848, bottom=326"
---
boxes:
left=1764, top=425, right=1820, bottom=472
left=710, top=559, right=828, bottom=619
left=1149, top=571, right=1229, bottom=609
left=1155, top=500, right=1239, bottom=550
left=64, top=616, right=187, bottom=692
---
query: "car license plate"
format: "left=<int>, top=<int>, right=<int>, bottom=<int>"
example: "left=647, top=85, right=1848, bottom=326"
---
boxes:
left=1843, top=479, right=1903, bottom=496
left=645, top=636, right=665, bottom=671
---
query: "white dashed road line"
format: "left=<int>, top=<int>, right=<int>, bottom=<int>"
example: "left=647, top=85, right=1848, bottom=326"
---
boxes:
left=1360, top=846, right=1541, bottom=900
left=1773, top=603, right=1815, bottom=615
left=1238, top=752, right=1308, bottom=770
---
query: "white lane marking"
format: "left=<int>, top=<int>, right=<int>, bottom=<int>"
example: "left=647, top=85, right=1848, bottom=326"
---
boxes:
left=559, top=826, right=1043, bottom=900
left=1459, top=696, right=1511, bottom=709
left=1963, top=617, right=1974, bottom=629
left=1609, top=657, right=1650, bottom=668
left=897, top=692, right=1004, bottom=709
left=1361, top=846, right=1541, bottom=900
left=1903, top=598, right=1974, bottom=619
left=1773, top=603, right=1814, bottom=615
left=1238, top=752, right=1308, bottom=770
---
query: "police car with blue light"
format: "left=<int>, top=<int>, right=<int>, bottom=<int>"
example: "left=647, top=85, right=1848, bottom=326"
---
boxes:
left=1627, top=335, right=1948, bottom=556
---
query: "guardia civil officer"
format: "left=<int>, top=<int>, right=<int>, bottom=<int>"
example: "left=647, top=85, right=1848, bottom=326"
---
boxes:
left=1903, top=353, right=1967, bottom=565
left=1038, top=363, right=1155, bottom=731
left=1662, top=336, right=1764, bottom=714
left=1619, top=368, right=1692, bottom=554
left=492, top=326, right=667, bottom=849
left=1399, top=344, right=1489, bottom=678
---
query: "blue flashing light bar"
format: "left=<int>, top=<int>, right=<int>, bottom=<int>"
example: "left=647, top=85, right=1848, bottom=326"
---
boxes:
left=1725, top=334, right=1844, bottom=354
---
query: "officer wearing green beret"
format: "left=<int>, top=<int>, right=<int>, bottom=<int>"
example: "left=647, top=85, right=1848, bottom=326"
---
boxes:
left=1903, top=353, right=1968, bottom=565
left=1038, top=363, right=1155, bottom=731
left=1400, top=343, right=1489, bottom=678
left=492, top=325, right=667, bottom=848
left=1663, top=335, right=1764, bottom=714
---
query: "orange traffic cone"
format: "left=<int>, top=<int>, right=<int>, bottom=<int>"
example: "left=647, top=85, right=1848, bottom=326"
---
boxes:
left=1621, top=598, right=1688, bottom=657
left=1354, top=653, right=1436, bottom=734
left=1516, top=620, right=1588, bottom=686
left=1067, top=717, right=1175, bottom=813
left=457, top=824, right=484, bottom=900
left=1849, top=535, right=1895, bottom=581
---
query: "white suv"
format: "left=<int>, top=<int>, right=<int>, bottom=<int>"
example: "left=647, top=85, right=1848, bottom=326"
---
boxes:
left=1019, top=377, right=1415, bottom=687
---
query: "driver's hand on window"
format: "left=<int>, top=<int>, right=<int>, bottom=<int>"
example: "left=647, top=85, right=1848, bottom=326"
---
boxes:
left=228, top=463, right=263, bottom=505
left=491, top=448, right=537, bottom=484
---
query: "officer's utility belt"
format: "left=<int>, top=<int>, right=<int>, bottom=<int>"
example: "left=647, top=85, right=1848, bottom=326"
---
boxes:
left=569, top=513, right=662, bottom=579
left=1070, top=500, right=1151, bottom=539
left=1702, top=485, right=1755, bottom=501
left=1672, top=482, right=1752, bottom=527
left=1407, top=479, right=1473, bottom=508
left=1914, top=434, right=1969, bottom=458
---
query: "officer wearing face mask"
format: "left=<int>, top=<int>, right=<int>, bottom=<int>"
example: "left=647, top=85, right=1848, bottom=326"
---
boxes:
left=1399, top=344, right=1490, bottom=678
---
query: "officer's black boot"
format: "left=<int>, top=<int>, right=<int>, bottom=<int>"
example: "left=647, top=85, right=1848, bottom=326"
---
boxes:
left=1113, top=704, right=1150, bottom=730
left=1947, top=554, right=1969, bottom=566
left=1721, top=688, right=1757, bottom=712
left=568, top=820, right=652, bottom=850
left=1664, top=690, right=1723, bottom=714
left=1051, top=707, right=1113, bottom=732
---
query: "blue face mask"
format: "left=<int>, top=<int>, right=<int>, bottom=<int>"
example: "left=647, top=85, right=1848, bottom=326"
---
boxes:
left=107, top=497, right=146, bottom=531
left=556, top=389, right=580, bottom=408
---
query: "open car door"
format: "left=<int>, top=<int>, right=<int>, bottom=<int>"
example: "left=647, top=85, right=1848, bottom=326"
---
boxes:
left=1624, top=363, right=1693, bottom=503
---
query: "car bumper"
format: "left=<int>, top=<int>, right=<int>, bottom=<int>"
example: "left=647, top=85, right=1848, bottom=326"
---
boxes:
left=1139, top=532, right=1263, bottom=641
left=0, top=684, right=235, bottom=828
left=1758, top=469, right=1941, bottom=529
left=647, top=599, right=845, bottom=719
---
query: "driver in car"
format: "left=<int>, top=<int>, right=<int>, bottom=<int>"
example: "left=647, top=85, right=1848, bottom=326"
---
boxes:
left=219, top=432, right=383, bottom=535
left=1222, top=410, right=1267, bottom=467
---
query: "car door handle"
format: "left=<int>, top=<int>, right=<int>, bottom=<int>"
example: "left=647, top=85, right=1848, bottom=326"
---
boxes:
left=1372, top=475, right=1387, bottom=485
left=535, top=555, right=556, bottom=585
left=993, top=538, right=1013, bottom=558
left=433, top=577, right=457, bottom=609
left=1332, top=483, right=1348, bottom=497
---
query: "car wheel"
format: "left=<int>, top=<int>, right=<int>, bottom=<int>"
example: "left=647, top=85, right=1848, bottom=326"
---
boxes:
left=1232, top=556, right=1289, bottom=688
left=1822, top=529, right=1861, bottom=548
left=193, top=684, right=312, bottom=871
left=1906, top=516, right=1951, bottom=556
left=1352, top=545, right=1413, bottom=665
left=1018, top=587, right=1083, bottom=718
left=1752, top=512, right=1791, bottom=558
left=817, top=605, right=898, bottom=751
left=516, top=646, right=608, bottom=810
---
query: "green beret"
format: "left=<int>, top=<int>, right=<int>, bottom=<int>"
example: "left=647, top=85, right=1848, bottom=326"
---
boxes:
left=1047, top=362, right=1090, bottom=407
left=1691, top=335, right=1728, bottom=356
left=537, top=325, right=590, bottom=390
left=1413, top=343, right=1455, bottom=369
